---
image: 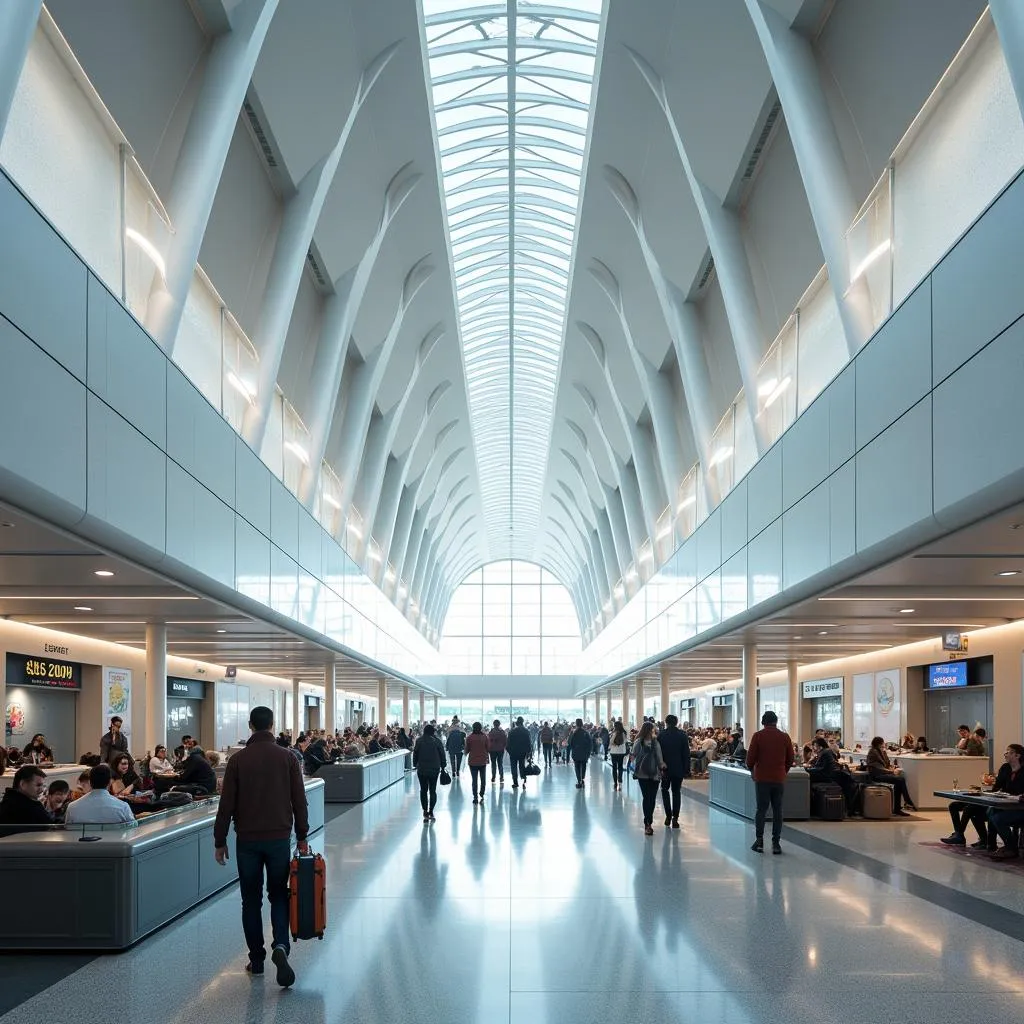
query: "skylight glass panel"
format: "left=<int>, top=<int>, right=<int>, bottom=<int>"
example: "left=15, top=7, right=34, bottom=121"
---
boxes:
left=423, top=1, right=603, bottom=563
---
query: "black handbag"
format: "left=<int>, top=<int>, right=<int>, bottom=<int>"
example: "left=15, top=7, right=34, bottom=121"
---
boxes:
left=439, top=766, right=451, bottom=786
left=524, top=759, right=541, bottom=777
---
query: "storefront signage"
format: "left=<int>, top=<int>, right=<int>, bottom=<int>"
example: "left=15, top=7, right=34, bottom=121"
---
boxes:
left=680, top=698, right=696, bottom=709
left=6, top=652, right=81, bottom=690
left=802, top=677, right=843, bottom=699
left=942, top=630, right=968, bottom=652
left=167, top=677, right=205, bottom=699
left=495, top=706, right=533, bottom=716
left=712, top=695, right=733, bottom=707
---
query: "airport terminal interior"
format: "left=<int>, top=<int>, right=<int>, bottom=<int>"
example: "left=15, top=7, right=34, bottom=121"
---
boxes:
left=3, top=0, right=1024, bottom=1020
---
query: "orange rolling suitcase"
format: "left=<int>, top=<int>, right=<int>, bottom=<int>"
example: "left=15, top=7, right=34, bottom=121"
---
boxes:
left=289, top=852, right=327, bottom=941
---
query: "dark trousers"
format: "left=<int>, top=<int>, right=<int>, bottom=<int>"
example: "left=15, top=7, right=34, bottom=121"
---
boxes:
left=610, top=754, right=625, bottom=784
left=661, top=775, right=683, bottom=820
left=418, top=770, right=438, bottom=812
left=470, top=764, right=486, bottom=797
left=754, top=781, right=785, bottom=842
left=638, top=778, right=660, bottom=825
left=542, top=743, right=553, bottom=766
left=871, top=771, right=913, bottom=811
left=489, top=751, right=504, bottom=780
left=235, top=838, right=291, bottom=962
left=510, top=754, right=527, bottom=784
left=949, top=800, right=987, bottom=841
left=574, top=758, right=588, bottom=784
left=830, top=771, right=858, bottom=814
left=449, top=751, right=463, bottom=775
left=987, top=807, right=1024, bottom=848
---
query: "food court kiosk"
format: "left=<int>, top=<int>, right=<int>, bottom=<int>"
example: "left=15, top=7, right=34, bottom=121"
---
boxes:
left=802, top=676, right=844, bottom=737
left=166, top=677, right=207, bottom=751
left=5, top=652, right=81, bottom=764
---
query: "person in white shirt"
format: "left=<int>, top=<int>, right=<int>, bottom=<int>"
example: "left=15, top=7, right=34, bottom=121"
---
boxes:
left=64, top=764, right=136, bottom=828
left=148, top=745, right=174, bottom=775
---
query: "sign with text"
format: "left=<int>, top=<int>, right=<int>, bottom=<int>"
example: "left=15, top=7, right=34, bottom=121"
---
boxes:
left=712, top=695, right=733, bottom=707
left=6, top=652, right=81, bottom=690
left=494, top=706, right=532, bottom=716
left=166, top=677, right=206, bottom=700
left=103, top=667, right=132, bottom=742
left=802, top=677, right=843, bottom=699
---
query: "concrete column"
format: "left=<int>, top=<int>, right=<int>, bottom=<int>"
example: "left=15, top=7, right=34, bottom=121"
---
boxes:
left=787, top=659, right=800, bottom=739
left=742, top=644, right=758, bottom=746
left=292, top=677, right=301, bottom=734
left=324, top=663, right=336, bottom=736
left=402, top=685, right=410, bottom=728
left=992, top=1, right=1024, bottom=119
left=377, top=678, right=388, bottom=729
left=594, top=691, right=601, bottom=725
left=660, top=663, right=671, bottom=723
left=145, top=623, right=167, bottom=754
left=621, top=679, right=630, bottom=726
left=432, top=696, right=439, bottom=721
left=418, top=690, right=426, bottom=725
left=636, top=676, right=645, bottom=722
left=0, top=0, right=42, bottom=139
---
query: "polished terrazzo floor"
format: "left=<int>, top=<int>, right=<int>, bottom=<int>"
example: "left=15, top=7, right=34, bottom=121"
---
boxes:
left=3, top=759, right=1024, bottom=1023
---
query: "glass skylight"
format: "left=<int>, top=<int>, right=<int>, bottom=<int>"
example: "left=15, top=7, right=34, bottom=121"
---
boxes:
left=423, top=1, right=603, bottom=563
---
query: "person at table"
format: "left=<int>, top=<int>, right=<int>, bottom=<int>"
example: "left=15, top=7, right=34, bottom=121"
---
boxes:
left=176, top=747, right=217, bottom=794
left=900, top=733, right=916, bottom=751
left=22, top=734, right=54, bottom=764
left=956, top=724, right=986, bottom=757
left=865, top=736, right=916, bottom=815
left=0, top=765, right=53, bottom=835
left=807, top=736, right=859, bottom=816
left=984, top=744, right=1024, bottom=859
left=65, top=764, right=136, bottom=827
left=100, top=716, right=129, bottom=766
left=110, top=754, right=141, bottom=796
left=941, top=742, right=1024, bottom=848
left=68, top=769, right=91, bottom=802
left=912, top=736, right=929, bottom=753
left=44, top=779, right=71, bottom=822
left=148, top=744, right=174, bottom=775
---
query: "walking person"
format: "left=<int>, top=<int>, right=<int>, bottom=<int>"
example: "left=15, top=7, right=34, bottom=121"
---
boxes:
left=608, top=721, right=628, bottom=790
left=569, top=718, right=593, bottom=788
left=631, top=721, right=665, bottom=835
left=412, top=724, right=446, bottom=822
left=507, top=716, right=532, bottom=789
left=214, top=706, right=309, bottom=987
left=487, top=719, right=507, bottom=785
left=746, top=710, right=795, bottom=855
left=466, top=722, right=490, bottom=804
left=658, top=714, right=690, bottom=829
left=445, top=721, right=465, bottom=779
left=540, top=721, right=554, bottom=768
left=599, top=722, right=610, bottom=760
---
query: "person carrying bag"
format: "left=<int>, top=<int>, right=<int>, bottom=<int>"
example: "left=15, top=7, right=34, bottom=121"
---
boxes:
left=631, top=722, right=666, bottom=835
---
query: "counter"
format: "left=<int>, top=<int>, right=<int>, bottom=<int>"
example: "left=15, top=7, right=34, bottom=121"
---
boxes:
left=885, top=754, right=989, bottom=810
left=315, top=748, right=409, bottom=802
left=709, top=762, right=810, bottom=821
left=0, top=777, right=325, bottom=950
left=0, top=764, right=84, bottom=792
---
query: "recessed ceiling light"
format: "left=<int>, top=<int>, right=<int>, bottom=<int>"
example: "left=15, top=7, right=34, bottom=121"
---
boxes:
left=899, top=608, right=915, bottom=614
left=216, top=629, right=227, bottom=634
left=74, top=606, right=92, bottom=612
left=996, top=570, right=1021, bottom=577
left=793, top=635, right=802, bottom=640
left=0, top=521, right=14, bottom=528
left=817, top=630, right=829, bottom=636
left=94, top=570, right=115, bottom=577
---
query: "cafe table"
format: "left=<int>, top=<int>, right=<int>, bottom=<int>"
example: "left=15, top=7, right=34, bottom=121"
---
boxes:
left=933, top=789, right=1024, bottom=810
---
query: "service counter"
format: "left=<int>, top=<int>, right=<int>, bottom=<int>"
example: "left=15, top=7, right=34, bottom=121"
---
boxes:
left=315, top=748, right=408, bottom=802
left=709, top=762, right=810, bottom=821
left=885, top=754, right=989, bottom=810
left=0, top=764, right=83, bottom=792
left=0, top=777, right=325, bottom=950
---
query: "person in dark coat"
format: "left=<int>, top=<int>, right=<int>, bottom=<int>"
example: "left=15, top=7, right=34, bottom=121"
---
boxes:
left=99, top=716, right=129, bottom=766
left=445, top=723, right=466, bottom=778
left=657, top=715, right=691, bottom=828
left=599, top=724, right=610, bottom=760
left=506, top=717, right=532, bottom=789
left=569, top=718, right=593, bottom=788
left=0, top=765, right=53, bottom=836
left=412, top=724, right=446, bottom=821
left=176, top=747, right=218, bottom=794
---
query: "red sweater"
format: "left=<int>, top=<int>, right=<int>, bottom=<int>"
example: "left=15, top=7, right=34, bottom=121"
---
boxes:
left=465, top=731, right=490, bottom=767
left=746, top=726, right=795, bottom=783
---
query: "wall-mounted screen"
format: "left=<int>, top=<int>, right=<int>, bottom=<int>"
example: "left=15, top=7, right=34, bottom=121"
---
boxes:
left=927, top=661, right=967, bottom=689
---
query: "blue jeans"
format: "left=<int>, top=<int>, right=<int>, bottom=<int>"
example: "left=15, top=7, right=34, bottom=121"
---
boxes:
left=235, top=838, right=291, bottom=961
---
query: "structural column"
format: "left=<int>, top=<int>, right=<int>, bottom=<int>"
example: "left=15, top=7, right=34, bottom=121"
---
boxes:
left=418, top=690, right=426, bottom=725
left=621, top=679, right=630, bottom=727
left=402, top=685, right=410, bottom=729
left=292, top=677, right=301, bottom=735
left=787, top=659, right=801, bottom=739
left=145, top=623, right=167, bottom=754
left=432, top=696, right=439, bottom=721
left=324, top=663, right=336, bottom=737
left=992, top=1, right=1024, bottom=117
left=636, top=676, right=645, bottom=722
left=594, top=691, right=602, bottom=726
left=0, top=0, right=42, bottom=139
left=377, top=677, right=388, bottom=729
left=742, top=644, right=758, bottom=746
left=660, top=663, right=671, bottom=724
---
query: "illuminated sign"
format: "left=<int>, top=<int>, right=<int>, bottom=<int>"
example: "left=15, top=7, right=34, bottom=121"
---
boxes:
left=6, top=653, right=82, bottom=690
left=166, top=677, right=206, bottom=699
left=802, top=677, right=843, bottom=699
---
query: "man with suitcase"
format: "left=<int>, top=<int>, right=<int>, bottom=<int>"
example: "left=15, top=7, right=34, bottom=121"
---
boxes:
left=746, top=710, right=795, bottom=854
left=214, top=705, right=309, bottom=987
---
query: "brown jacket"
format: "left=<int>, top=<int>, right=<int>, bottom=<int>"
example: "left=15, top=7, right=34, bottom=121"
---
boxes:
left=746, top=725, right=795, bottom=783
left=214, top=731, right=308, bottom=845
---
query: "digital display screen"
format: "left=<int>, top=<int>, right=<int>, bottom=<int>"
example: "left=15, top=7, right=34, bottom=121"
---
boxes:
left=6, top=652, right=82, bottom=690
left=928, top=662, right=967, bottom=688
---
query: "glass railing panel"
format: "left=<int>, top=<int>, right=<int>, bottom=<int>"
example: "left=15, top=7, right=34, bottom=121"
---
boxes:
left=175, top=273, right=223, bottom=410
left=733, top=396, right=757, bottom=485
left=123, top=157, right=172, bottom=323
left=707, top=406, right=736, bottom=504
left=755, top=315, right=798, bottom=448
left=221, top=312, right=259, bottom=435
left=845, top=169, right=892, bottom=342
left=262, top=390, right=285, bottom=482
left=281, top=400, right=311, bottom=497
left=795, top=269, right=845, bottom=415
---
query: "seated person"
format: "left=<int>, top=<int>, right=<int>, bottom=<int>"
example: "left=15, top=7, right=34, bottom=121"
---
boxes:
left=110, top=754, right=142, bottom=796
left=726, top=730, right=745, bottom=759
left=801, top=743, right=816, bottom=767
left=982, top=744, right=1024, bottom=859
left=172, top=744, right=188, bottom=769
left=913, top=736, right=929, bottom=753
left=22, top=734, right=54, bottom=764
left=78, top=752, right=102, bottom=767
left=0, top=747, right=6, bottom=773
left=148, top=744, right=174, bottom=775
left=44, top=779, right=71, bottom=822
left=64, top=764, right=136, bottom=827
left=943, top=742, right=1024, bottom=849
left=865, top=736, right=916, bottom=815
left=174, top=747, right=217, bottom=795
left=68, top=769, right=91, bottom=801
left=0, top=765, right=53, bottom=835
left=956, top=724, right=986, bottom=757
left=205, top=751, right=221, bottom=768
left=807, top=737, right=859, bottom=815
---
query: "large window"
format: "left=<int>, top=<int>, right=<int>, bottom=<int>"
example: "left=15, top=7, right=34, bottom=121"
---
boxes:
left=440, top=560, right=583, bottom=673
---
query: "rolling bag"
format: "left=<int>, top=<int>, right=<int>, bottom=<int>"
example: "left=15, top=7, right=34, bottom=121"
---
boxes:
left=289, top=852, right=327, bottom=941
left=811, top=783, right=845, bottom=821
left=861, top=785, right=892, bottom=820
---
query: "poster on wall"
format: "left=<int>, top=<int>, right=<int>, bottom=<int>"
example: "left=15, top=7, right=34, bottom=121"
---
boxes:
left=103, top=667, right=132, bottom=742
left=873, top=669, right=901, bottom=743
left=6, top=701, right=26, bottom=737
left=852, top=673, right=874, bottom=746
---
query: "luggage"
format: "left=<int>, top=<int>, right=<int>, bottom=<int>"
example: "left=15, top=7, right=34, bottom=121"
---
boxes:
left=811, top=783, right=845, bottom=821
left=524, top=759, right=541, bottom=776
left=157, top=791, right=193, bottom=807
left=862, top=785, right=892, bottom=820
left=289, top=852, right=327, bottom=941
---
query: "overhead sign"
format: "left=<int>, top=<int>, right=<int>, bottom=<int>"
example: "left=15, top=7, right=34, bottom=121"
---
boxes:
left=712, top=695, right=733, bottom=707
left=803, top=677, right=843, bottom=699
left=167, top=677, right=206, bottom=699
left=224, top=665, right=237, bottom=679
left=680, top=698, right=696, bottom=709
left=942, top=630, right=968, bottom=652
left=494, top=706, right=533, bottom=716
left=6, top=652, right=82, bottom=690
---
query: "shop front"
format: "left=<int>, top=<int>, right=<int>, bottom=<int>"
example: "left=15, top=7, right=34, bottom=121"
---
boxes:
left=921, top=656, right=992, bottom=756
left=802, top=677, right=844, bottom=737
left=166, top=677, right=206, bottom=752
left=5, top=652, right=81, bottom=763
left=679, top=697, right=696, bottom=727
left=711, top=693, right=734, bottom=728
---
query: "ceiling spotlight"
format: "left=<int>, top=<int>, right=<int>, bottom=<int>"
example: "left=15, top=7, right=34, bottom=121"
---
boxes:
left=216, top=629, right=227, bottom=634
left=899, top=608, right=915, bottom=614
left=817, top=630, right=829, bottom=636
left=997, top=570, right=1021, bottom=577
left=94, top=569, right=115, bottom=577
left=74, top=606, right=92, bottom=612
left=792, top=635, right=802, bottom=640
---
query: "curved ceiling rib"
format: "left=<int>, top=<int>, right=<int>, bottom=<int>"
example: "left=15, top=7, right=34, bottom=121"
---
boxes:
left=423, top=0, right=603, bottom=576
